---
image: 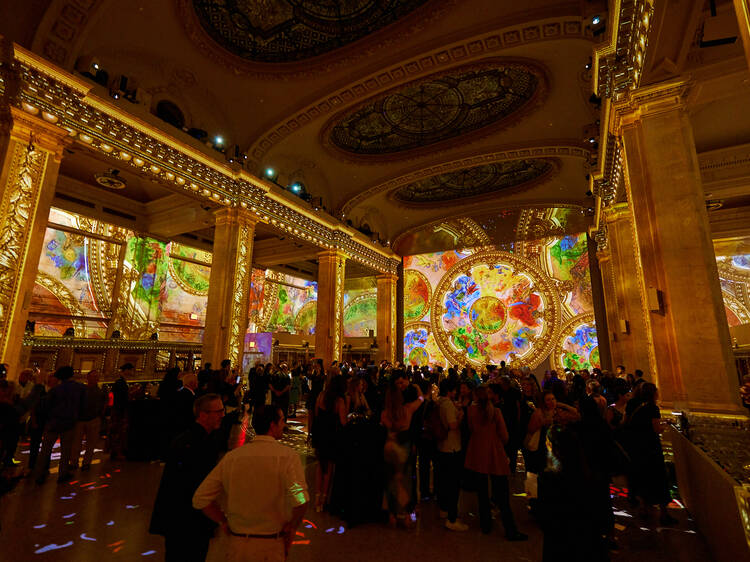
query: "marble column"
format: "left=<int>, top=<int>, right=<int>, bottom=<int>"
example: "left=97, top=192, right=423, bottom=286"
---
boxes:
left=0, top=107, right=68, bottom=379
left=617, top=83, right=741, bottom=412
left=315, top=250, right=346, bottom=367
left=597, top=203, right=654, bottom=377
left=376, top=273, right=398, bottom=363
left=202, top=208, right=257, bottom=370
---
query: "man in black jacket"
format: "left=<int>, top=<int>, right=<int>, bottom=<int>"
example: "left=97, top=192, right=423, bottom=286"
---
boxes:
left=149, top=393, right=224, bottom=562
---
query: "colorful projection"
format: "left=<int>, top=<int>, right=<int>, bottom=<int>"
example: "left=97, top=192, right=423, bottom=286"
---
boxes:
left=262, top=271, right=318, bottom=334
left=403, top=233, right=599, bottom=370
left=715, top=236, right=750, bottom=329
left=343, top=277, right=377, bottom=337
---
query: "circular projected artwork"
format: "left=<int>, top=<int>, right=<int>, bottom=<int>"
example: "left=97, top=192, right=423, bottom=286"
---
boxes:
left=553, top=314, right=600, bottom=371
left=404, top=322, right=430, bottom=366
left=294, top=301, right=317, bottom=335
left=404, top=269, right=431, bottom=322
left=430, top=251, right=560, bottom=368
left=343, top=295, right=377, bottom=337
left=169, top=258, right=210, bottom=296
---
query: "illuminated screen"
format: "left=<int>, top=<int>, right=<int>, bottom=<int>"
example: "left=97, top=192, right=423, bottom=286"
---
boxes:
left=403, top=233, right=599, bottom=371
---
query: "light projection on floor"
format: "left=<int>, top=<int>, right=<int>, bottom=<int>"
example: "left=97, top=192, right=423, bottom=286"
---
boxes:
left=403, top=233, right=598, bottom=369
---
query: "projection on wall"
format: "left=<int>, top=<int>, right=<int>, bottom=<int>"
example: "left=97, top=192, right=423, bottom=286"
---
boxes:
left=403, top=232, right=599, bottom=370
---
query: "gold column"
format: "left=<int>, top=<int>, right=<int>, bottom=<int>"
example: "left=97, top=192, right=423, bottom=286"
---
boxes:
left=598, top=204, right=654, bottom=375
left=315, top=250, right=346, bottom=367
left=376, top=273, right=398, bottom=363
left=202, top=208, right=257, bottom=369
left=103, top=242, right=127, bottom=376
left=734, top=0, right=750, bottom=70
left=616, top=82, right=741, bottom=412
left=0, top=107, right=68, bottom=379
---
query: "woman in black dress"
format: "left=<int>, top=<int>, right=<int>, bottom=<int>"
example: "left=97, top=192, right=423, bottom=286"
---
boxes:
left=625, top=382, right=677, bottom=525
left=312, top=374, right=347, bottom=512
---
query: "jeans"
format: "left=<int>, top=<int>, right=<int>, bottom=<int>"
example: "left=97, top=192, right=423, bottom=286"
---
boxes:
left=72, top=417, right=101, bottom=468
left=437, top=451, right=462, bottom=522
left=468, top=470, right=517, bottom=535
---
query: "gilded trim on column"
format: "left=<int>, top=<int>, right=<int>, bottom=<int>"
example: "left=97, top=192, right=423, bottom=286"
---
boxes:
left=621, top=161, right=659, bottom=380
left=333, top=252, right=346, bottom=363
left=34, top=271, right=86, bottom=335
left=227, top=215, right=255, bottom=368
left=0, top=140, right=48, bottom=357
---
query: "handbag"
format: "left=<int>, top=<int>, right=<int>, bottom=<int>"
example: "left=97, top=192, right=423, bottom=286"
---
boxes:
left=523, top=429, right=540, bottom=452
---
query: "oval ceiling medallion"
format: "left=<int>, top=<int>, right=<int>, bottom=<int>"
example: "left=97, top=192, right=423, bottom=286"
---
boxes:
left=191, top=0, right=429, bottom=63
left=328, top=61, right=544, bottom=155
left=393, top=159, right=556, bottom=204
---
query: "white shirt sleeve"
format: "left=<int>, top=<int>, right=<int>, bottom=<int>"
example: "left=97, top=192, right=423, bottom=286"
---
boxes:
left=284, top=453, right=309, bottom=507
left=192, top=459, right=225, bottom=510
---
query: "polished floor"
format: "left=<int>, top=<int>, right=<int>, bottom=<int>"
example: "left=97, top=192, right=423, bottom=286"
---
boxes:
left=0, top=413, right=714, bottom=561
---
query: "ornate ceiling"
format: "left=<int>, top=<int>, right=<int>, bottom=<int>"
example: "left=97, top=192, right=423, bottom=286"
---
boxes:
left=191, top=0, right=430, bottom=63
left=327, top=61, right=544, bottom=156
left=392, top=158, right=556, bottom=204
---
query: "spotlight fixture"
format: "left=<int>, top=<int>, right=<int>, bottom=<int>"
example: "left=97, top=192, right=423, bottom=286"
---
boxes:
left=92, top=62, right=100, bottom=70
left=588, top=137, right=596, bottom=144
left=290, top=182, right=302, bottom=193
left=214, top=135, right=224, bottom=146
left=592, top=15, right=601, bottom=25
left=94, top=168, right=127, bottom=189
left=265, top=167, right=278, bottom=181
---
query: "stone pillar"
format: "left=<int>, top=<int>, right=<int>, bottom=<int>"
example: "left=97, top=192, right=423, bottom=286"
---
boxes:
left=396, top=262, right=405, bottom=364
left=616, top=83, right=741, bottom=412
left=598, top=204, right=654, bottom=376
left=315, top=250, right=346, bottom=367
left=0, top=107, right=68, bottom=379
left=734, top=0, right=750, bottom=71
left=376, top=273, right=398, bottom=363
left=202, top=208, right=256, bottom=369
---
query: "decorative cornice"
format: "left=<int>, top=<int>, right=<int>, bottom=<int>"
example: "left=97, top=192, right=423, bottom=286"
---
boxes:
left=247, top=17, right=589, bottom=164
left=341, top=142, right=590, bottom=215
left=5, top=42, right=400, bottom=274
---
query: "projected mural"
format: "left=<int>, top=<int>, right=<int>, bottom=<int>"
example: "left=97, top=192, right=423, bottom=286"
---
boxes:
left=403, top=232, right=599, bottom=369
left=715, top=236, right=750, bottom=328
left=343, top=277, right=377, bottom=337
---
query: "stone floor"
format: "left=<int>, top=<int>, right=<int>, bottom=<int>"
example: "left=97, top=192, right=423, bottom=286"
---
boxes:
left=0, top=412, right=715, bottom=561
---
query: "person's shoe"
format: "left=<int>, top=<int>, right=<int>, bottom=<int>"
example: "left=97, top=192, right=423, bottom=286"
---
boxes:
left=57, top=473, right=73, bottom=484
left=659, top=513, right=678, bottom=526
left=80, top=464, right=91, bottom=471
left=438, top=509, right=448, bottom=519
left=444, top=519, right=469, bottom=532
left=506, top=531, right=529, bottom=541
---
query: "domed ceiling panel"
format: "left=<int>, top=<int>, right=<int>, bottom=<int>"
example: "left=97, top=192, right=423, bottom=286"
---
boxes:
left=328, top=62, right=544, bottom=155
left=393, top=159, right=555, bottom=204
left=191, top=0, right=429, bottom=63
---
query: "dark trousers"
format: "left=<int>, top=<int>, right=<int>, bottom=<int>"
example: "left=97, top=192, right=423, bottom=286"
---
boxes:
left=164, top=533, right=209, bottom=562
left=505, top=442, right=519, bottom=474
left=437, top=451, right=462, bottom=522
left=469, top=470, right=517, bottom=535
left=417, top=439, right=437, bottom=497
left=27, top=425, right=44, bottom=469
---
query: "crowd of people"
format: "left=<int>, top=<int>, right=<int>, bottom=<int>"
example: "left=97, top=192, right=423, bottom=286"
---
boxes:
left=0, top=357, right=682, bottom=561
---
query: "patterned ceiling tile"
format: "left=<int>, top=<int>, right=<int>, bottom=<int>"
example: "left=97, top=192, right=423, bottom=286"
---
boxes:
left=191, top=0, right=429, bottom=63
left=392, top=159, right=555, bottom=204
left=327, top=62, right=543, bottom=155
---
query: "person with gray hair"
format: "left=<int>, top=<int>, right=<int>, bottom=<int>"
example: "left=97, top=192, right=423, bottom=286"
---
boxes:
left=150, top=393, right=224, bottom=561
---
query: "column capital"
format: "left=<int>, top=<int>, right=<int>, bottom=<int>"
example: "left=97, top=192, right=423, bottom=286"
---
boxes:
left=611, top=79, right=691, bottom=135
left=317, top=249, right=347, bottom=262
left=602, top=202, right=632, bottom=224
left=376, top=272, right=399, bottom=283
left=213, top=206, right=259, bottom=227
left=5, top=107, right=72, bottom=161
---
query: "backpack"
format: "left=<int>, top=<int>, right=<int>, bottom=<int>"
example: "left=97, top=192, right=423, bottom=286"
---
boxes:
left=424, top=400, right=449, bottom=442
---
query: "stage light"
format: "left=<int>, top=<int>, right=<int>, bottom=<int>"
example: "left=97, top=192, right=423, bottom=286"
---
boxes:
left=214, top=135, right=224, bottom=146
left=291, top=182, right=302, bottom=193
left=265, top=167, right=275, bottom=178
left=592, top=15, right=601, bottom=25
left=92, top=62, right=100, bottom=70
left=589, top=137, right=596, bottom=144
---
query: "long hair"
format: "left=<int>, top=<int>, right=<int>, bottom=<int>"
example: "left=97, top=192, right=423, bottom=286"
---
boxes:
left=474, top=385, right=494, bottom=424
left=322, top=375, right=346, bottom=411
left=384, top=381, right=406, bottom=425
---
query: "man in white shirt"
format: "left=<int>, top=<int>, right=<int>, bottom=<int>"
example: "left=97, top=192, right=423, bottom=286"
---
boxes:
left=193, top=406, right=308, bottom=561
left=437, top=378, right=467, bottom=531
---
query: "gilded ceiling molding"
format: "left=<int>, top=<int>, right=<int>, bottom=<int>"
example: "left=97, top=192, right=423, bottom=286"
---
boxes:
left=321, top=58, right=549, bottom=163
left=6, top=43, right=400, bottom=273
left=388, top=158, right=559, bottom=208
left=341, top=142, right=590, bottom=216
left=391, top=203, right=585, bottom=255
left=247, top=17, right=588, bottom=162
left=722, top=289, right=750, bottom=325
left=176, top=0, right=456, bottom=77
left=30, top=0, right=105, bottom=68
